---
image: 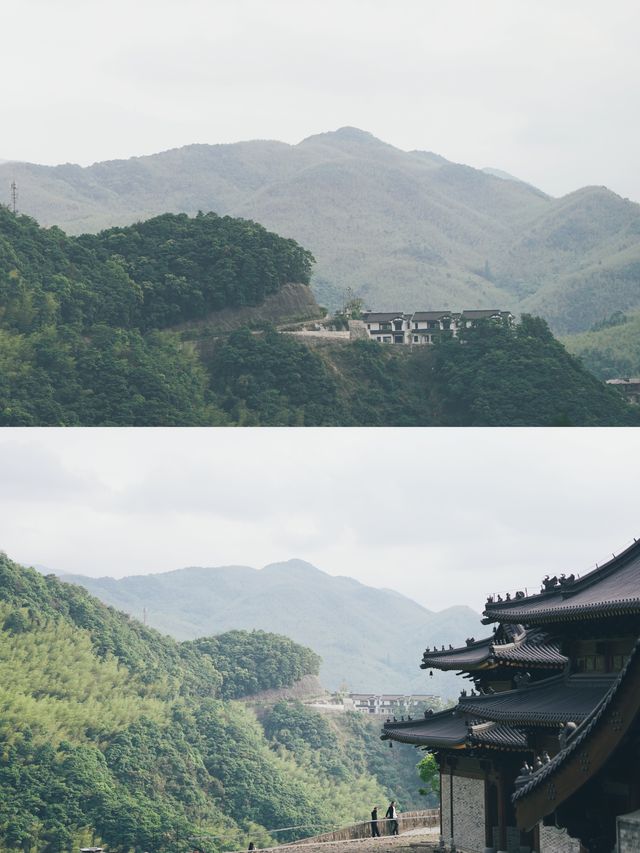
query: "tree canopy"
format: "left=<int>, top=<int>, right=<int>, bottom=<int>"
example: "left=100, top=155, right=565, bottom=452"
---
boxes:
left=0, top=555, right=426, bottom=853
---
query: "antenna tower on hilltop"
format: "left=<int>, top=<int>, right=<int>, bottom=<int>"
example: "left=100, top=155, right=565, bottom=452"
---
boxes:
left=10, top=180, right=17, bottom=214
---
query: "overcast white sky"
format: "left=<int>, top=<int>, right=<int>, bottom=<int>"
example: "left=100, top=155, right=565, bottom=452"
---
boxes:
left=2, top=0, right=640, bottom=201
left=1, top=428, right=639, bottom=612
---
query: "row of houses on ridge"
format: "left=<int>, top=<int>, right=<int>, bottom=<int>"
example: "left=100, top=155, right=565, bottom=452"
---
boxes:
left=360, top=309, right=514, bottom=345
left=345, top=693, right=439, bottom=715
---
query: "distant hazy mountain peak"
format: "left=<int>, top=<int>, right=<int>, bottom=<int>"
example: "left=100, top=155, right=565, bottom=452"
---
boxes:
left=262, top=558, right=324, bottom=575
left=299, top=126, right=393, bottom=150
left=482, top=166, right=524, bottom=183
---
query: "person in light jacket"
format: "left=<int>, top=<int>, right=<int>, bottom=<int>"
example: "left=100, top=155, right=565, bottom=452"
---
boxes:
left=385, top=801, right=399, bottom=835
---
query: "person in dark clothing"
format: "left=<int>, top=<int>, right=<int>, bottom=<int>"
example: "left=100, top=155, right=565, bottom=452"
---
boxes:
left=371, top=806, right=381, bottom=837
left=385, top=801, right=399, bottom=835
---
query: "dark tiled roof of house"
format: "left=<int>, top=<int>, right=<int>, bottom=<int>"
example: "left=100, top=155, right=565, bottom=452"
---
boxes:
left=382, top=712, right=529, bottom=752
left=461, top=309, right=503, bottom=319
left=421, top=626, right=567, bottom=672
left=468, top=721, right=528, bottom=751
left=513, top=635, right=640, bottom=805
left=493, top=638, right=567, bottom=668
left=456, top=674, right=615, bottom=726
left=381, top=709, right=468, bottom=748
left=412, top=311, right=452, bottom=321
left=362, top=313, right=409, bottom=322
left=421, top=635, right=494, bottom=670
left=483, top=538, right=640, bottom=625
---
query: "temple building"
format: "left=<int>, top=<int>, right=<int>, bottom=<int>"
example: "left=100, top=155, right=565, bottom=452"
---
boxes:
left=382, top=538, right=640, bottom=853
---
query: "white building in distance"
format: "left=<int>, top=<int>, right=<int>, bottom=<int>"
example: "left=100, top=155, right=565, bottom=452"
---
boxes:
left=361, top=309, right=514, bottom=345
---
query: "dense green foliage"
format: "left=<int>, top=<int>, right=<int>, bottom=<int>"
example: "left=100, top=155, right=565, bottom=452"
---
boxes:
left=76, top=214, right=313, bottom=329
left=0, top=555, right=428, bottom=853
left=417, top=754, right=440, bottom=800
left=0, top=209, right=312, bottom=333
left=203, top=321, right=638, bottom=426
left=563, top=309, right=640, bottom=379
left=425, top=316, right=639, bottom=425
left=1, top=206, right=632, bottom=425
left=0, top=207, right=311, bottom=425
left=205, top=328, right=342, bottom=425
left=0, top=324, right=217, bottom=426
left=187, top=631, right=321, bottom=699
left=5, top=128, right=640, bottom=332
left=262, top=701, right=433, bottom=811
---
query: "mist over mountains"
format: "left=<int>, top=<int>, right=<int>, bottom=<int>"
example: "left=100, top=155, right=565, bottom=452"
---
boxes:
left=3, top=126, right=640, bottom=333
left=59, top=558, right=482, bottom=697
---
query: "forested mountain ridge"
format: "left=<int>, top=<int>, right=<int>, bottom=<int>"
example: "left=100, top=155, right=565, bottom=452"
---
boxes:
left=0, top=208, right=314, bottom=425
left=59, top=558, right=483, bottom=695
left=0, top=207, right=636, bottom=425
left=562, top=309, right=640, bottom=379
left=3, top=127, right=640, bottom=332
left=0, top=553, right=426, bottom=853
left=200, top=320, right=639, bottom=426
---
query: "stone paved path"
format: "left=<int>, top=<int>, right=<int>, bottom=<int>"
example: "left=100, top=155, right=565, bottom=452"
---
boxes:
left=251, top=831, right=439, bottom=853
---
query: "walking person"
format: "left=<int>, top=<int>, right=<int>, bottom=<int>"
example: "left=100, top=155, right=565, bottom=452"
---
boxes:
left=370, top=805, right=381, bottom=838
left=385, top=801, right=399, bottom=835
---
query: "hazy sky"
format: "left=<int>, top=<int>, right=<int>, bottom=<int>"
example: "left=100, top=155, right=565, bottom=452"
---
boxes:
left=2, top=0, right=640, bottom=201
left=1, top=428, right=639, bottom=612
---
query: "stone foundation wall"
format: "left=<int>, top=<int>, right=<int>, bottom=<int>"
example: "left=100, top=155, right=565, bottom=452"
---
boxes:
left=440, top=772, right=485, bottom=853
left=617, top=809, right=640, bottom=853
left=538, top=825, right=581, bottom=853
left=440, top=770, right=451, bottom=840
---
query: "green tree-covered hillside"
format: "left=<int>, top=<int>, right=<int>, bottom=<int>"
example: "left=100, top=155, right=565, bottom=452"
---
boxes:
left=0, top=207, right=312, bottom=425
left=0, top=554, right=426, bottom=853
left=562, top=309, right=640, bottom=379
left=0, top=207, right=635, bottom=425
left=202, top=320, right=638, bottom=426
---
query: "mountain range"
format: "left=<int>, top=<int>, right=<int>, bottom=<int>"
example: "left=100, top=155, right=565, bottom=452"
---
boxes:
left=3, top=126, right=640, bottom=333
left=58, top=559, right=482, bottom=696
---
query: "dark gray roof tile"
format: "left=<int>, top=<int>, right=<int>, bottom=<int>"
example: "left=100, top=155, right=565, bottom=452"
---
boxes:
left=457, top=674, right=615, bottom=726
left=382, top=709, right=468, bottom=747
left=483, top=539, right=640, bottom=625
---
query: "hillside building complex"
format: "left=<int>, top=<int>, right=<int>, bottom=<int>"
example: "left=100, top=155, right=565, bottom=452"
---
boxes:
left=345, top=693, right=438, bottom=715
left=382, top=538, right=640, bottom=853
left=361, top=310, right=514, bottom=345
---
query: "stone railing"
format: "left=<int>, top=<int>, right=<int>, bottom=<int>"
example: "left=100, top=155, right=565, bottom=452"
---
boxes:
left=281, top=809, right=440, bottom=845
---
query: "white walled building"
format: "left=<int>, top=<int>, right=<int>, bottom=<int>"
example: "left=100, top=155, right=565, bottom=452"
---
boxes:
left=362, top=309, right=514, bottom=345
left=345, top=693, right=438, bottom=715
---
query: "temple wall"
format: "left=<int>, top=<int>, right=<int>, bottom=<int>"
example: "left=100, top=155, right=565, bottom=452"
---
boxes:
left=538, top=824, right=581, bottom=853
left=617, top=809, right=640, bottom=853
left=440, top=770, right=451, bottom=840
left=440, top=771, right=485, bottom=852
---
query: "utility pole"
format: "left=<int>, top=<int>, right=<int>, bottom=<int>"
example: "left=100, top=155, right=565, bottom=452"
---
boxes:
left=143, top=607, right=147, bottom=626
left=10, top=180, right=17, bottom=214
